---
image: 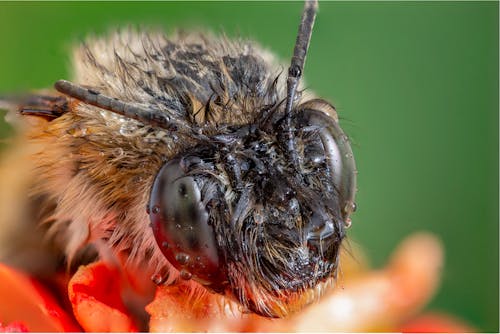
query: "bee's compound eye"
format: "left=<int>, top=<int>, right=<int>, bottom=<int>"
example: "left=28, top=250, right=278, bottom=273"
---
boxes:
left=149, top=159, right=224, bottom=289
left=297, top=108, right=357, bottom=223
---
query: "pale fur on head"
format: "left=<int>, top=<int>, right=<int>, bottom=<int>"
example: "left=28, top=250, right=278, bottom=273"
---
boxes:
left=0, top=28, right=303, bottom=281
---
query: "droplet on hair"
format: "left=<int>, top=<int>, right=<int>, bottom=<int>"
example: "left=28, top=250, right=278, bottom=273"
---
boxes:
left=344, top=218, right=352, bottom=229
left=119, top=122, right=136, bottom=136
left=67, top=125, right=88, bottom=138
left=113, top=147, right=124, bottom=157
left=151, top=273, right=166, bottom=285
left=144, top=136, right=159, bottom=144
left=289, top=198, right=300, bottom=214
left=344, top=201, right=357, bottom=214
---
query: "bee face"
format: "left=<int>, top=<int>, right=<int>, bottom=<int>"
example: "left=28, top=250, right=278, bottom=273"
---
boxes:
left=148, top=101, right=356, bottom=316
left=0, top=0, right=357, bottom=319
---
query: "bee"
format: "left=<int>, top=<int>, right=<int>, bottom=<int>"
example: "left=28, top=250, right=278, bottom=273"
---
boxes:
left=0, top=0, right=356, bottom=319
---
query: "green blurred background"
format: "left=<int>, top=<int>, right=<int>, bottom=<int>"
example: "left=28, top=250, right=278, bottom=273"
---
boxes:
left=0, top=1, right=498, bottom=331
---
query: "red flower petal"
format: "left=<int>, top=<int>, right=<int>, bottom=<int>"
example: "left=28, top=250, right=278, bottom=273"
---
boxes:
left=0, top=321, right=29, bottom=333
left=0, top=263, right=79, bottom=332
left=67, top=261, right=138, bottom=332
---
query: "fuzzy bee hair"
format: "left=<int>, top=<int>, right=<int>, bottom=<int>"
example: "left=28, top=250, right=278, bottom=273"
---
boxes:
left=0, top=1, right=356, bottom=320
left=0, top=31, right=286, bottom=265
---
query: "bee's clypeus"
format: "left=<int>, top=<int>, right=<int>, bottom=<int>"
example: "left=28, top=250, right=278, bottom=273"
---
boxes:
left=2, top=0, right=356, bottom=318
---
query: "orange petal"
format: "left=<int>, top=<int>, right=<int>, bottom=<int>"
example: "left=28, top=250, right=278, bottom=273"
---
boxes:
left=292, top=232, right=444, bottom=332
left=147, top=281, right=244, bottom=332
left=68, top=261, right=138, bottom=332
left=0, top=263, right=79, bottom=332
left=400, top=312, right=477, bottom=333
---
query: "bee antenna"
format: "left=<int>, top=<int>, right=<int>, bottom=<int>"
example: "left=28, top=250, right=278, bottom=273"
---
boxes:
left=54, top=79, right=179, bottom=131
left=284, top=0, right=318, bottom=166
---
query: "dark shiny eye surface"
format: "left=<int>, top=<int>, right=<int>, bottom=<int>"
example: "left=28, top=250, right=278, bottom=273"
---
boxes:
left=148, top=158, right=226, bottom=289
left=296, top=108, right=357, bottom=225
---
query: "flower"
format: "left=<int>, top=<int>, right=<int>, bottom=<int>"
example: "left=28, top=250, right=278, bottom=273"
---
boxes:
left=0, top=232, right=475, bottom=332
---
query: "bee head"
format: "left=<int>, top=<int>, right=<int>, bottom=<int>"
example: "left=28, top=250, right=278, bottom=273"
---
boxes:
left=54, top=0, right=357, bottom=318
left=148, top=98, right=357, bottom=317
left=145, top=1, right=356, bottom=316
